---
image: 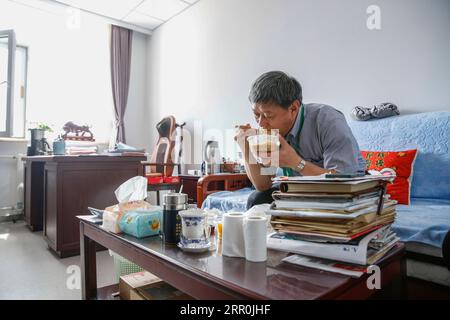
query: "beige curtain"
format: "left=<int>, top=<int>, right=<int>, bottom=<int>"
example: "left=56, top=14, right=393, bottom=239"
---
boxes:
left=110, top=25, right=133, bottom=144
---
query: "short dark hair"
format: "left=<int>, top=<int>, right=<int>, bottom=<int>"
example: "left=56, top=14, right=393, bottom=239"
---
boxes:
left=249, top=71, right=302, bottom=109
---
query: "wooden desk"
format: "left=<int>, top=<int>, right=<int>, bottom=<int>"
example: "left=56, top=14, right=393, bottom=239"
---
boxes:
left=23, top=155, right=145, bottom=257
left=78, top=216, right=406, bottom=300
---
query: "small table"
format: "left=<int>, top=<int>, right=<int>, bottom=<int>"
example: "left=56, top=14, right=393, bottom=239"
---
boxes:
left=78, top=216, right=406, bottom=300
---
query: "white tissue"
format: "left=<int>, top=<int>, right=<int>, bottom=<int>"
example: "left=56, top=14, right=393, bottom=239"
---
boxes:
left=222, top=212, right=246, bottom=258
left=245, top=203, right=273, bottom=234
left=114, top=176, right=148, bottom=203
left=243, top=216, right=267, bottom=262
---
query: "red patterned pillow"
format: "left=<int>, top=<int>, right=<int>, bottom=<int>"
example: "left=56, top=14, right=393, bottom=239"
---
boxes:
left=361, top=150, right=418, bottom=205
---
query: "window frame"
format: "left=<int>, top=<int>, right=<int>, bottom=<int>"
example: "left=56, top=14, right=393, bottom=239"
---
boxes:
left=0, top=29, right=16, bottom=137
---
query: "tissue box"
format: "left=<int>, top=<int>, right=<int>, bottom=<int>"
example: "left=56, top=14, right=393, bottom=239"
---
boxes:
left=102, top=200, right=155, bottom=234
left=119, top=208, right=162, bottom=238
left=102, top=210, right=123, bottom=234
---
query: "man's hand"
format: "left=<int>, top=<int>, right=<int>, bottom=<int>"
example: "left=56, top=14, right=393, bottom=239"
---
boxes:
left=234, top=124, right=257, bottom=150
left=258, top=134, right=303, bottom=169
left=278, top=134, right=303, bottom=168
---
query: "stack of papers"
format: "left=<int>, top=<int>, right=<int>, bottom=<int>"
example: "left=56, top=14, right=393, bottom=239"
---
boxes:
left=66, top=146, right=97, bottom=155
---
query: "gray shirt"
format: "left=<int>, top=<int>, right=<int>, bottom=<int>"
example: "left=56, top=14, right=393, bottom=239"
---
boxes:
left=277, top=103, right=366, bottom=176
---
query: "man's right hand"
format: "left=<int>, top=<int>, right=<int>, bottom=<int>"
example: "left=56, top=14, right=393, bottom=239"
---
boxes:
left=234, top=124, right=274, bottom=191
left=234, top=124, right=257, bottom=150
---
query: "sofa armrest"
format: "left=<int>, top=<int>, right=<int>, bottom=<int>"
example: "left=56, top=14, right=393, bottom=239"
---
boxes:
left=196, top=173, right=252, bottom=208
left=443, top=231, right=450, bottom=271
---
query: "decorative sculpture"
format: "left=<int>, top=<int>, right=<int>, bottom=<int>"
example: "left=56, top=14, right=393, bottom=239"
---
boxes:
left=62, top=121, right=95, bottom=141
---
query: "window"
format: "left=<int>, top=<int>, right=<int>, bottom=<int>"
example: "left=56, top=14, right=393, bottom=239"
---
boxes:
left=0, top=30, right=15, bottom=137
left=0, top=30, right=27, bottom=138
left=12, top=45, right=27, bottom=138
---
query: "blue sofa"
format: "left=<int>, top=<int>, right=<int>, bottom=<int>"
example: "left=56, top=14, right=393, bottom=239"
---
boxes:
left=350, top=111, right=450, bottom=285
left=202, top=111, right=450, bottom=284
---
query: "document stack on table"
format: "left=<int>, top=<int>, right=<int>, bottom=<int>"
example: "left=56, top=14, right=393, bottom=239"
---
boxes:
left=267, top=174, right=400, bottom=277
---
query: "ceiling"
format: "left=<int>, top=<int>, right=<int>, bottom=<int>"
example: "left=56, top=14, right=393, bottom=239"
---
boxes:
left=49, top=0, right=200, bottom=33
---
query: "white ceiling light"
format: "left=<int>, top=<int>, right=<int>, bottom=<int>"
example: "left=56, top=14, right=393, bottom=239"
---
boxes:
left=135, top=0, right=189, bottom=21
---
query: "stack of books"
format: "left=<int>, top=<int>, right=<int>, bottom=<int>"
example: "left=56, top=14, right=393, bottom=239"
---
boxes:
left=266, top=174, right=399, bottom=277
left=66, top=146, right=98, bottom=155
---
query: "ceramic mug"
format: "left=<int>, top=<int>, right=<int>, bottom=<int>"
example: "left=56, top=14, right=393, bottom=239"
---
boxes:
left=179, top=209, right=207, bottom=241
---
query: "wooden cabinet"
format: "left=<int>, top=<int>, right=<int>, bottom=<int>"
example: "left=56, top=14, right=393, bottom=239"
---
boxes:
left=178, top=175, right=201, bottom=204
left=23, top=155, right=145, bottom=257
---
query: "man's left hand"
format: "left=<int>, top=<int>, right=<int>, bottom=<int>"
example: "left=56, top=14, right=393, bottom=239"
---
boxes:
left=278, top=134, right=303, bottom=169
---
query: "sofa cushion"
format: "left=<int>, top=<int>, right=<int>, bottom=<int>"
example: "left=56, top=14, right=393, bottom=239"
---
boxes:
left=201, top=187, right=253, bottom=212
left=349, top=111, right=450, bottom=200
left=361, top=149, right=418, bottom=204
left=393, top=198, right=450, bottom=248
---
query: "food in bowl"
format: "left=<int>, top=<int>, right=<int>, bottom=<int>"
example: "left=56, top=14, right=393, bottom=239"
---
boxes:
left=247, top=133, right=280, bottom=166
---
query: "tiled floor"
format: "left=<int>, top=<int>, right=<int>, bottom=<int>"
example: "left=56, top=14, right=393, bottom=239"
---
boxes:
left=0, top=220, right=116, bottom=300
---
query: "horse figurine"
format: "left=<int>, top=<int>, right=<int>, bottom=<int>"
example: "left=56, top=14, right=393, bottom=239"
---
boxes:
left=62, top=121, right=94, bottom=140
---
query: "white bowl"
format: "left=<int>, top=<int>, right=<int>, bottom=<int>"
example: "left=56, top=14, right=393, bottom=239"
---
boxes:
left=247, top=134, right=280, bottom=166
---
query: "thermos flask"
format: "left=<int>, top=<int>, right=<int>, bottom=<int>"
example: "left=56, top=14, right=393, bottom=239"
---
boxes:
left=162, top=193, right=188, bottom=244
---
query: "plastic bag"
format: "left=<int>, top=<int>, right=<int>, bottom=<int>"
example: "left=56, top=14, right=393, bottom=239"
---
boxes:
left=114, top=176, right=148, bottom=203
left=102, top=176, right=151, bottom=234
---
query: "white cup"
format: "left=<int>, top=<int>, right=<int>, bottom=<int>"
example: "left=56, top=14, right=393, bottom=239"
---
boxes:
left=179, top=209, right=207, bottom=240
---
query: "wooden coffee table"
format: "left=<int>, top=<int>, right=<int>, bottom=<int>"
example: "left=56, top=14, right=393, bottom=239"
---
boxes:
left=78, top=216, right=406, bottom=300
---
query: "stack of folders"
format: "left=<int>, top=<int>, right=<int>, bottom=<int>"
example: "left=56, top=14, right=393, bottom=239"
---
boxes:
left=267, top=174, right=400, bottom=277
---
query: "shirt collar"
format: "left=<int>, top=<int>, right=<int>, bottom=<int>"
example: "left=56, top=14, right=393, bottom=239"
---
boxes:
left=286, top=104, right=303, bottom=143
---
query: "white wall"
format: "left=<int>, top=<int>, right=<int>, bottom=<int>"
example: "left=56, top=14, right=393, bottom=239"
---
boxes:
left=124, top=31, right=151, bottom=150
left=146, top=0, right=450, bottom=163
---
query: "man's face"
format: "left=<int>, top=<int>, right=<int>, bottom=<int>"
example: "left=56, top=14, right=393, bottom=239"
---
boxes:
left=252, top=101, right=299, bottom=136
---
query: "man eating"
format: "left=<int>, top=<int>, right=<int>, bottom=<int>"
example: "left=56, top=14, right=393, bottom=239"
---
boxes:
left=234, top=71, right=366, bottom=209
